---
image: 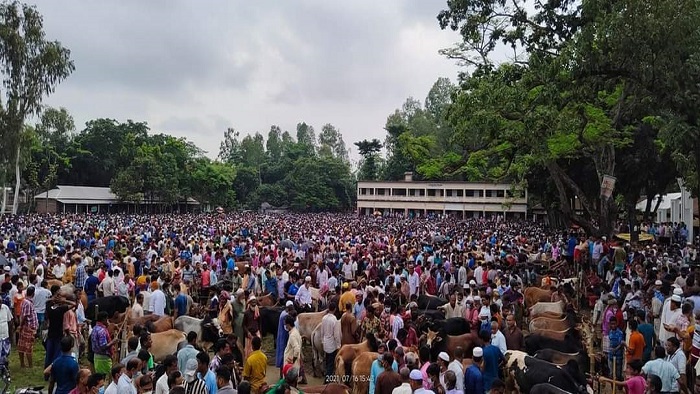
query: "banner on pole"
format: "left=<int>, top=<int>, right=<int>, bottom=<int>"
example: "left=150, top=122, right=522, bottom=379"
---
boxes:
left=600, top=175, right=617, bottom=198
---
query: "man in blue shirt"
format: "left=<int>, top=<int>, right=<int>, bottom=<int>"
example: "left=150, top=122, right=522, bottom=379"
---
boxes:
left=174, top=284, right=188, bottom=317
left=464, top=346, right=484, bottom=394
left=83, top=267, right=99, bottom=302
left=608, top=317, right=624, bottom=381
left=49, top=336, right=79, bottom=394
left=480, top=330, right=504, bottom=392
left=635, top=309, right=655, bottom=362
left=196, top=351, right=217, bottom=394
left=369, top=352, right=398, bottom=394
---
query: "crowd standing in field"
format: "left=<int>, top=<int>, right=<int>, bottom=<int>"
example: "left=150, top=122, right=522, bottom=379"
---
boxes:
left=0, top=213, right=697, bottom=394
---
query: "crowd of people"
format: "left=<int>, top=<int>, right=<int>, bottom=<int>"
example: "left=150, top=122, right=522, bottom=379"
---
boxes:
left=0, top=213, right=697, bottom=394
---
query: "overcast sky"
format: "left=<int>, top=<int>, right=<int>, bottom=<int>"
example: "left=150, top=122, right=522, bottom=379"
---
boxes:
left=30, top=1, right=462, bottom=162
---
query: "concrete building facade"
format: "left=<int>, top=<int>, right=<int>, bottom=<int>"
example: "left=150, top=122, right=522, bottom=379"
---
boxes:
left=357, top=173, right=528, bottom=219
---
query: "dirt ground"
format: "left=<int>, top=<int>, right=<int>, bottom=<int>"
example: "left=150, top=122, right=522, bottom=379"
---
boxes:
left=262, top=335, right=325, bottom=387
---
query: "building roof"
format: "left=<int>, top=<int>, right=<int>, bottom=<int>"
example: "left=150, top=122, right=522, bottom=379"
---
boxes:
left=636, top=192, right=682, bottom=211
left=34, top=185, right=198, bottom=205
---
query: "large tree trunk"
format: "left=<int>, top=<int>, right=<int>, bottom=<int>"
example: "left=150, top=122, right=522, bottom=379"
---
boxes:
left=12, top=145, right=20, bottom=215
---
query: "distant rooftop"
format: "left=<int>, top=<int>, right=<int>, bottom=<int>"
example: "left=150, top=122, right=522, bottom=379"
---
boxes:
left=34, top=185, right=198, bottom=204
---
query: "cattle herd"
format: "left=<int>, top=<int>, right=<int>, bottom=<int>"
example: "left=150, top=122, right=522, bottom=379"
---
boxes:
left=0, top=212, right=699, bottom=394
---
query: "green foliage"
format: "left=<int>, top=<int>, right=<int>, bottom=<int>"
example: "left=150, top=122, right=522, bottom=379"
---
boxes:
left=431, top=0, right=700, bottom=235
left=0, top=1, right=74, bottom=213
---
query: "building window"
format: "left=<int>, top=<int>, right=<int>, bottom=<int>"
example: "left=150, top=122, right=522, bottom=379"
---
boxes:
left=392, top=188, right=407, bottom=196
left=447, top=189, right=464, bottom=197
left=427, top=189, right=437, bottom=197
left=497, top=190, right=505, bottom=198
left=377, top=188, right=386, bottom=195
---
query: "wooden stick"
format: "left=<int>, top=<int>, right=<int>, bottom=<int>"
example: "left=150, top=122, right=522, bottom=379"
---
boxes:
left=612, top=357, right=617, bottom=394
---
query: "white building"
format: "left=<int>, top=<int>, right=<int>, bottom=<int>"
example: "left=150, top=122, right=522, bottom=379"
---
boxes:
left=357, top=172, right=528, bottom=219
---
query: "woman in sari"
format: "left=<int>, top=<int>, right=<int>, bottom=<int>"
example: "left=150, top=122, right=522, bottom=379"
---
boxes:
left=242, top=295, right=260, bottom=358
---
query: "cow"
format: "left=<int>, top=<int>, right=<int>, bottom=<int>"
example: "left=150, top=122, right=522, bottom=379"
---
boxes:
left=259, top=306, right=283, bottom=341
left=417, top=294, right=447, bottom=310
left=86, top=296, right=131, bottom=323
left=530, top=327, right=579, bottom=342
left=530, top=383, right=579, bottom=394
left=128, top=314, right=160, bottom=327
left=412, top=309, right=445, bottom=322
left=534, top=348, right=590, bottom=376
left=301, top=384, right=350, bottom=394
left=418, top=317, right=470, bottom=336
left=524, top=334, right=582, bottom=356
left=350, top=351, right=377, bottom=394
left=174, top=315, right=223, bottom=350
left=151, top=329, right=187, bottom=362
left=297, top=310, right=326, bottom=341
left=145, top=316, right=174, bottom=333
left=334, top=333, right=380, bottom=385
left=529, top=309, right=577, bottom=332
left=424, top=329, right=480, bottom=362
left=257, top=294, right=279, bottom=307
left=524, top=287, right=553, bottom=308
left=504, top=350, right=592, bottom=394
left=529, top=301, right=565, bottom=319
left=310, top=322, right=324, bottom=377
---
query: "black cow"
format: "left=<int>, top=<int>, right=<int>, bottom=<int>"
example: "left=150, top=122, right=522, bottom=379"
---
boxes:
left=259, top=307, right=283, bottom=341
left=418, top=317, right=470, bottom=336
left=524, top=334, right=582, bottom=356
left=86, top=296, right=130, bottom=322
left=534, top=348, right=590, bottom=376
left=505, top=351, right=591, bottom=394
left=530, top=383, right=579, bottom=394
left=417, top=294, right=447, bottom=310
left=413, top=309, right=445, bottom=322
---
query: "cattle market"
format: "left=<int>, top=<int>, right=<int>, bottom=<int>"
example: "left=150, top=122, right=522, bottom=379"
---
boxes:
left=0, top=212, right=696, bottom=394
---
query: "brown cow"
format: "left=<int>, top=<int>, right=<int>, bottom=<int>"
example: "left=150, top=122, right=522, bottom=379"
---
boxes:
left=530, top=327, right=578, bottom=341
left=524, top=287, right=552, bottom=308
left=425, top=330, right=480, bottom=360
left=301, top=384, right=349, bottom=394
left=257, top=294, right=279, bottom=307
left=350, top=352, right=377, bottom=394
left=529, top=316, right=574, bottom=332
left=146, top=316, right=174, bottom=333
left=150, top=329, right=186, bottom=362
left=334, top=334, right=380, bottom=385
left=128, top=314, right=160, bottom=327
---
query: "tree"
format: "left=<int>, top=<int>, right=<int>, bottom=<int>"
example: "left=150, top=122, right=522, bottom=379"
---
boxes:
left=30, top=107, right=75, bottom=212
left=318, top=123, right=348, bottom=161
left=266, top=125, right=283, bottom=162
left=437, top=0, right=700, bottom=236
left=188, top=158, right=237, bottom=209
left=355, top=139, right=382, bottom=181
left=218, top=128, right=242, bottom=164
left=0, top=1, right=74, bottom=213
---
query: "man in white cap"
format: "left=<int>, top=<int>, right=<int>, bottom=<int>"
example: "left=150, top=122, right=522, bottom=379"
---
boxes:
left=183, top=358, right=207, bottom=394
left=275, top=301, right=295, bottom=376
left=409, top=369, right=434, bottom=394
left=295, top=275, right=313, bottom=312
left=231, top=266, right=242, bottom=293
left=651, top=280, right=665, bottom=336
left=660, top=291, right=683, bottom=343
left=659, top=286, right=683, bottom=343
left=464, top=347, right=484, bottom=393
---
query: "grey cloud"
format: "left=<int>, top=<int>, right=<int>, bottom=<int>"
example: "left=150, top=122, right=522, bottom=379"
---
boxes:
left=29, top=0, right=461, bottom=161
